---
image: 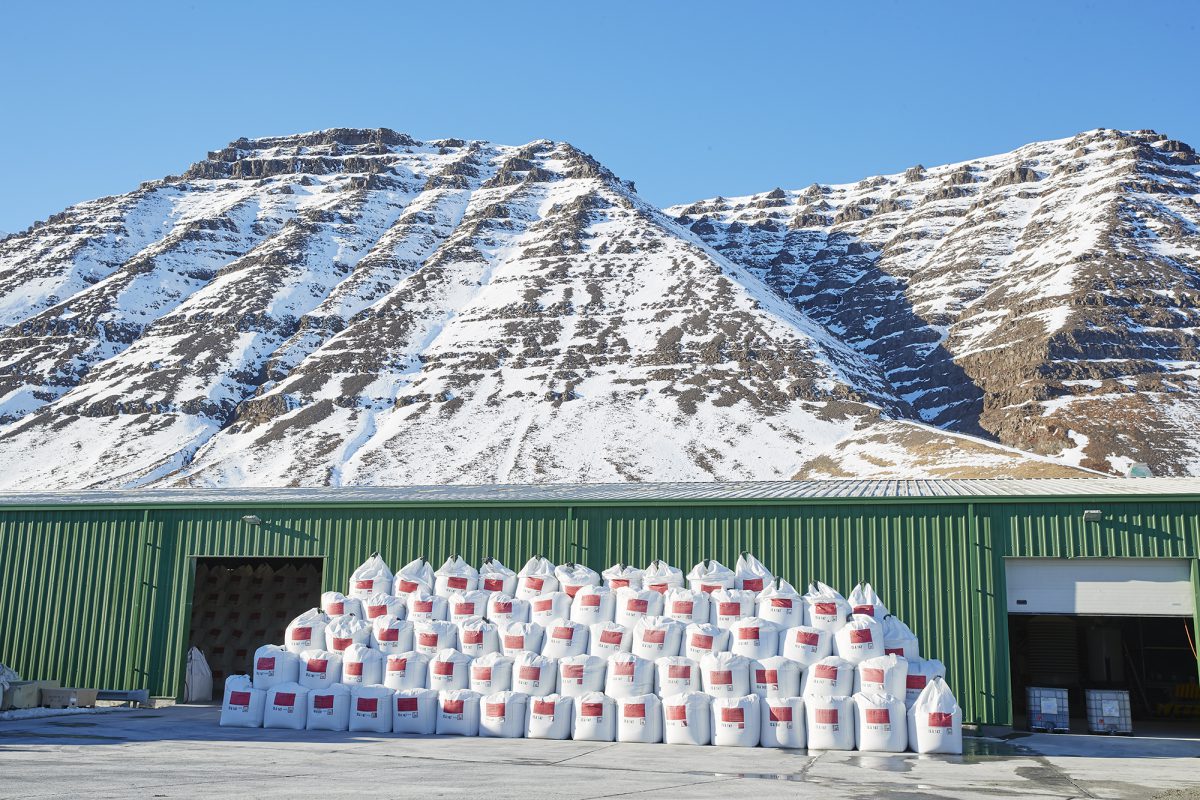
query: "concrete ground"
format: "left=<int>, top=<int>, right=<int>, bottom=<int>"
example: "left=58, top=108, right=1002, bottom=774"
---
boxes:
left=1, top=705, right=1199, bottom=799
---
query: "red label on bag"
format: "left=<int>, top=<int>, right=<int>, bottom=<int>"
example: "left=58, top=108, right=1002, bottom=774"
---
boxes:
left=862, top=668, right=885, bottom=685
left=396, top=697, right=418, bottom=712
left=815, top=708, right=838, bottom=724
left=274, top=692, right=296, bottom=707
left=624, top=703, right=646, bottom=718
left=613, top=661, right=634, bottom=677
left=307, top=658, right=328, bottom=673
left=850, top=629, right=873, bottom=644
left=396, top=579, right=419, bottom=594
left=229, top=691, right=251, bottom=706
left=582, top=702, right=603, bottom=717
left=907, top=675, right=927, bottom=690
left=331, top=637, right=352, bottom=651
left=710, top=670, right=732, bottom=685
left=814, top=664, right=838, bottom=680
left=866, top=708, right=891, bottom=724
left=418, top=632, right=439, bottom=647
left=642, top=629, right=666, bottom=644
left=885, top=647, right=904, bottom=656
left=367, top=605, right=387, bottom=618
left=454, top=603, right=474, bottom=616
left=313, top=694, right=334, bottom=709
left=413, top=600, right=433, bottom=613
left=853, top=604, right=875, bottom=616
left=770, top=598, right=793, bottom=609
left=357, top=698, right=378, bottom=713
left=795, top=631, right=820, bottom=646
left=600, top=629, right=623, bottom=645
left=256, top=657, right=275, bottom=671
left=533, top=699, right=556, bottom=715
left=328, top=602, right=345, bottom=615
left=524, top=577, right=544, bottom=591
left=472, top=666, right=492, bottom=681
left=519, top=665, right=541, bottom=681
left=346, top=662, right=364, bottom=677
left=666, top=705, right=687, bottom=721
left=290, top=626, right=312, bottom=641
left=448, top=576, right=468, bottom=590
left=579, top=594, right=601, bottom=608
left=388, top=657, right=407, bottom=672
left=655, top=667, right=683, bottom=684
left=485, top=702, right=506, bottom=718
left=700, top=584, right=722, bottom=594
left=721, top=707, right=744, bottom=723
left=552, top=626, right=574, bottom=640
left=378, top=627, right=399, bottom=642
left=769, top=705, right=792, bottom=722
left=610, top=579, right=630, bottom=589
left=533, top=598, right=554, bottom=613
left=814, top=602, right=837, bottom=617
left=646, top=582, right=669, bottom=594
left=504, top=635, right=524, bottom=650
left=755, top=669, right=778, bottom=684
left=483, top=578, right=505, bottom=592
left=742, top=578, right=764, bottom=592
left=442, top=699, right=464, bottom=715
left=628, top=598, right=648, bottom=613
left=462, top=629, right=483, bottom=645
left=929, top=712, right=953, bottom=728
left=672, top=601, right=694, bottom=615
left=432, top=661, right=454, bottom=676
left=691, top=633, right=714, bottom=649
left=718, top=602, right=740, bottom=616
left=562, top=664, right=584, bottom=680
left=493, top=601, right=513, bottom=614
left=355, top=579, right=374, bottom=590
left=564, top=584, right=582, bottom=599
left=737, top=627, right=759, bottom=641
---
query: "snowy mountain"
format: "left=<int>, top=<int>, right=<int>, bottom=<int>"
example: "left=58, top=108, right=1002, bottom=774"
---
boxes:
left=0, top=127, right=1189, bottom=489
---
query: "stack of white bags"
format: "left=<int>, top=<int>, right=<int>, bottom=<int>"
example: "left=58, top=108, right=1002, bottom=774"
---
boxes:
left=220, top=552, right=963, bottom=753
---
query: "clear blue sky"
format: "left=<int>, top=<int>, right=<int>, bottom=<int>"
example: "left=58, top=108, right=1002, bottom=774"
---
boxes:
left=2, top=0, right=1197, bottom=233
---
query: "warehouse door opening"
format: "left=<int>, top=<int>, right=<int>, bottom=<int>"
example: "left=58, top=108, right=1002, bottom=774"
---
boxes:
left=1006, top=558, right=1199, bottom=731
left=189, top=557, right=323, bottom=695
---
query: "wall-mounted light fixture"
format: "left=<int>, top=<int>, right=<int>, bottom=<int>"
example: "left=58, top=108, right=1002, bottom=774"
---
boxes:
left=1082, top=509, right=1103, bottom=523
left=241, top=514, right=262, bottom=525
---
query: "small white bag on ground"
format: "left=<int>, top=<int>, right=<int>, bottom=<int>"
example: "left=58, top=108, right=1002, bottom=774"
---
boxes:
left=605, top=652, right=654, bottom=699
left=321, top=591, right=364, bottom=620
left=349, top=685, right=394, bottom=733
left=393, top=557, right=435, bottom=600
left=904, top=658, right=947, bottom=708
left=602, top=563, right=643, bottom=591
left=907, top=677, right=962, bottom=754
left=617, top=693, right=663, bottom=743
left=687, top=558, right=735, bottom=594
left=663, top=587, right=710, bottom=626
left=513, top=651, right=558, bottom=697
left=557, top=653, right=607, bottom=697
left=760, top=695, right=805, bottom=748
left=734, top=553, right=773, bottom=593
left=184, top=646, right=213, bottom=702
left=306, top=682, right=350, bottom=731
left=449, top=590, right=493, bottom=625
left=614, top=587, right=664, bottom=628
left=712, top=694, right=761, bottom=747
left=349, top=554, right=393, bottom=600
left=751, top=656, right=801, bottom=698
left=392, top=687, right=437, bottom=734
left=384, top=651, right=429, bottom=691
left=542, top=618, right=589, bottom=659
left=700, top=652, right=751, bottom=699
left=572, top=692, right=616, bottom=741
left=756, top=579, right=804, bottom=629
left=710, top=588, right=757, bottom=631
left=833, top=614, right=884, bottom=664
left=299, top=650, right=343, bottom=689
left=406, top=590, right=449, bottom=622
left=555, top=563, right=600, bottom=599
left=340, top=644, right=384, bottom=687
left=854, top=692, right=908, bottom=752
left=362, top=592, right=405, bottom=623
left=253, top=644, right=299, bottom=690
left=801, top=656, right=855, bottom=698
left=806, top=694, right=855, bottom=750
left=804, top=582, right=852, bottom=634
left=530, top=592, right=573, bottom=627
left=855, top=654, right=909, bottom=698
left=499, top=621, right=544, bottom=656
left=516, top=556, right=559, bottom=599
left=325, top=614, right=372, bottom=653
left=654, top=656, right=700, bottom=697
left=487, top=593, right=530, bottom=626
left=662, top=692, right=712, bottom=745
left=526, top=694, right=574, bottom=740
left=285, top=609, right=330, bottom=654
left=371, top=615, right=414, bottom=654
left=589, top=622, right=632, bottom=657
left=414, top=619, right=459, bottom=657
left=434, top=555, right=479, bottom=597
left=469, top=652, right=514, bottom=694
left=848, top=582, right=890, bottom=620
left=729, top=617, right=779, bottom=660
left=479, top=556, right=517, bottom=595
left=263, top=682, right=309, bottom=730
left=457, top=616, right=500, bottom=658
left=436, top=689, right=481, bottom=736
left=683, top=623, right=729, bottom=661
left=643, top=560, right=685, bottom=594
left=427, top=648, right=473, bottom=692
left=632, top=616, right=685, bottom=661
left=480, top=690, right=529, bottom=738
left=881, top=615, right=921, bottom=660
left=782, top=625, right=833, bottom=669
left=570, top=585, right=616, bottom=625
left=220, top=675, right=265, bottom=728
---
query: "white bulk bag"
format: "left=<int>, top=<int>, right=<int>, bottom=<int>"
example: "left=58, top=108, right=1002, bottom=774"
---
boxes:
left=185, top=646, right=213, bottom=703
left=372, top=615, right=414, bottom=654
left=756, top=579, right=804, bottom=629
left=782, top=625, right=833, bottom=669
left=469, top=652, right=514, bottom=694
left=632, top=616, right=685, bottom=661
left=801, top=656, right=855, bottom=698
left=393, top=557, right=435, bottom=600
left=555, top=563, right=601, bottom=599
left=751, top=656, right=801, bottom=698
left=848, top=582, right=890, bottom=620
left=557, top=654, right=607, bottom=697
left=710, top=589, right=757, bottom=631
left=602, top=563, right=644, bottom=591
left=285, top=608, right=330, bottom=654
left=617, top=693, right=663, bottom=743
left=903, top=657, right=947, bottom=707
left=614, top=588, right=663, bottom=628
left=348, top=685, right=394, bottom=733
left=853, top=692, right=907, bottom=752
left=406, top=590, right=449, bottom=622
left=541, top=619, right=589, bottom=659
left=306, top=682, right=350, bottom=731
left=362, top=592, right=405, bottom=623
left=570, top=585, right=616, bottom=625
left=349, top=554, right=394, bottom=599
left=700, top=652, right=751, bottom=699
left=263, top=682, right=309, bottom=730
left=654, top=656, right=700, bottom=697
left=392, top=687, right=437, bottom=734
left=457, top=617, right=500, bottom=658
left=855, top=654, right=908, bottom=698
left=414, top=619, right=459, bottom=657
left=516, top=556, right=559, bottom=599
left=683, top=623, right=729, bottom=661
left=907, top=677, right=962, bottom=754
left=686, top=558, right=735, bottom=594
left=434, top=555, right=479, bottom=597
left=299, top=650, right=343, bottom=689
left=530, top=592, right=573, bottom=627
left=325, top=614, right=373, bottom=654
left=219, top=676, right=265, bottom=728
left=734, top=552, right=774, bottom=592
left=253, top=644, right=299, bottom=690
left=383, top=651, right=429, bottom=691
left=804, top=582, right=851, bottom=634
left=643, top=560, right=685, bottom=594
left=340, top=644, right=385, bottom=687
left=588, top=622, right=632, bottom=657
left=605, top=652, right=654, bottom=699
left=478, top=556, right=517, bottom=596
left=663, top=692, right=712, bottom=745
left=526, top=694, right=574, bottom=740
left=760, top=695, right=805, bottom=748
left=572, top=692, right=616, bottom=742
left=729, top=617, right=780, bottom=660
left=499, top=621, right=544, bottom=656
left=449, top=590, right=493, bottom=625
left=321, top=591, right=364, bottom=620
left=436, top=689, right=481, bottom=736
left=480, top=691, right=529, bottom=738
left=513, top=651, right=558, bottom=697
left=712, top=694, right=761, bottom=747
left=487, top=593, right=530, bottom=626
left=663, top=587, right=710, bottom=626
left=806, top=694, right=855, bottom=750
left=881, top=615, right=921, bottom=660
left=833, top=614, right=884, bottom=664
left=427, top=649, right=473, bottom=692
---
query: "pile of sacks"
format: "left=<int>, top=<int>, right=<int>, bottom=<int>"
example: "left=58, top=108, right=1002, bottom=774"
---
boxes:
left=220, top=553, right=962, bottom=752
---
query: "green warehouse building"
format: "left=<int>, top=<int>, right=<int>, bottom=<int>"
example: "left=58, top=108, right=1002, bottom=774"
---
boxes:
left=2, top=477, right=1198, bottom=728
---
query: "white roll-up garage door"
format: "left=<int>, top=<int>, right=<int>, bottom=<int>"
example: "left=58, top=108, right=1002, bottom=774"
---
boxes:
left=1006, top=558, right=1195, bottom=616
